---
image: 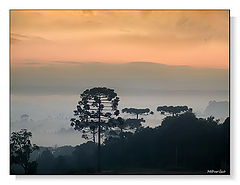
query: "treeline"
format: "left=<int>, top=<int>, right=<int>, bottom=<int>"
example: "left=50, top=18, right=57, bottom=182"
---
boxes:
left=11, top=112, right=230, bottom=175
left=10, top=87, right=229, bottom=175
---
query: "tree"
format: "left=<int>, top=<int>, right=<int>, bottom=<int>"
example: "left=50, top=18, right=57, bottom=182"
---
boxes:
left=157, top=105, right=191, bottom=116
left=106, top=117, right=144, bottom=140
left=70, top=87, right=120, bottom=172
left=10, top=129, right=39, bottom=174
left=122, top=108, right=154, bottom=119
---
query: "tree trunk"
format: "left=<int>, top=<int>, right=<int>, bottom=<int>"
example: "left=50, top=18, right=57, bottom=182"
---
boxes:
left=97, top=103, right=101, bottom=173
left=120, top=128, right=123, bottom=139
left=136, top=114, right=139, bottom=119
left=175, top=146, right=178, bottom=168
left=22, top=164, right=27, bottom=174
left=93, top=131, right=95, bottom=144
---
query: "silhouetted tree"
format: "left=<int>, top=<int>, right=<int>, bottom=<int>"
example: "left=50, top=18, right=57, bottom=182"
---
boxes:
left=10, top=129, right=39, bottom=174
left=32, top=113, right=229, bottom=174
left=101, top=112, right=230, bottom=174
left=122, top=108, right=153, bottom=119
left=70, top=87, right=120, bottom=172
left=157, top=105, right=191, bottom=116
left=221, top=117, right=230, bottom=170
left=106, top=117, right=144, bottom=140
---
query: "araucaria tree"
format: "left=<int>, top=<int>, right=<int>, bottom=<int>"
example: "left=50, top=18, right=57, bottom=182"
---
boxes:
left=157, top=105, right=192, bottom=116
left=10, top=129, right=39, bottom=174
left=106, top=117, right=143, bottom=140
left=70, top=87, right=120, bottom=172
left=122, top=108, right=154, bottom=119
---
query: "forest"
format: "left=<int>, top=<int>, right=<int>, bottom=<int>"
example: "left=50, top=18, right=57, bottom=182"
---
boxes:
left=10, top=87, right=230, bottom=175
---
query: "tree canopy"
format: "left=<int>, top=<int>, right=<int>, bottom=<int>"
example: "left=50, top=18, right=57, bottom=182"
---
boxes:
left=106, top=117, right=145, bottom=141
left=10, top=129, right=39, bottom=174
left=122, top=108, right=154, bottom=119
left=14, top=113, right=230, bottom=175
left=70, top=87, right=120, bottom=143
left=156, top=105, right=191, bottom=116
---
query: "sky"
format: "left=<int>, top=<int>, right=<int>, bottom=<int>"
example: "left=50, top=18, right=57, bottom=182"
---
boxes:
left=10, top=10, right=229, bottom=68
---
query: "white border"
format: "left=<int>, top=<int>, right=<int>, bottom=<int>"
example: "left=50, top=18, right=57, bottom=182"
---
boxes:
left=1, top=0, right=239, bottom=184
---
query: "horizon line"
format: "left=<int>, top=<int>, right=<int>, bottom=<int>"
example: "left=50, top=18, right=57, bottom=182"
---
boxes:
left=11, top=60, right=229, bottom=70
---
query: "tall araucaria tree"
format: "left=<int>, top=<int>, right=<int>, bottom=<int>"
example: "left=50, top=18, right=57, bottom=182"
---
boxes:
left=122, top=107, right=154, bottom=119
left=157, top=105, right=191, bottom=117
left=70, top=87, right=120, bottom=172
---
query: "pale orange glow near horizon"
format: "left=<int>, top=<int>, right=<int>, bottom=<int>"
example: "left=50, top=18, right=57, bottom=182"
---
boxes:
left=10, top=10, right=229, bottom=69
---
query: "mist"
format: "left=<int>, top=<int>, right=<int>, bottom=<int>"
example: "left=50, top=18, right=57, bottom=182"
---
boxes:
left=10, top=62, right=229, bottom=146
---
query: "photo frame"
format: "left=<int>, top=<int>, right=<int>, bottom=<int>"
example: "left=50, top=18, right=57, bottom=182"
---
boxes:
left=10, top=9, right=230, bottom=175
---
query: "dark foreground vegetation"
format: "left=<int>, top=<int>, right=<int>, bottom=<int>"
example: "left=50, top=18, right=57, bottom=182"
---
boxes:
left=10, top=87, right=230, bottom=175
left=11, top=112, right=230, bottom=175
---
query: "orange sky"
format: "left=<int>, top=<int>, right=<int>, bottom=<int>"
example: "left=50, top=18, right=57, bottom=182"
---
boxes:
left=10, top=10, right=229, bottom=69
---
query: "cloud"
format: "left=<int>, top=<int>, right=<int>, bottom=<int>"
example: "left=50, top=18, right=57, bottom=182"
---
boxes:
left=25, top=62, right=41, bottom=65
left=10, top=10, right=229, bottom=43
left=53, top=61, right=83, bottom=65
left=11, top=32, right=51, bottom=44
left=10, top=10, right=229, bottom=69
